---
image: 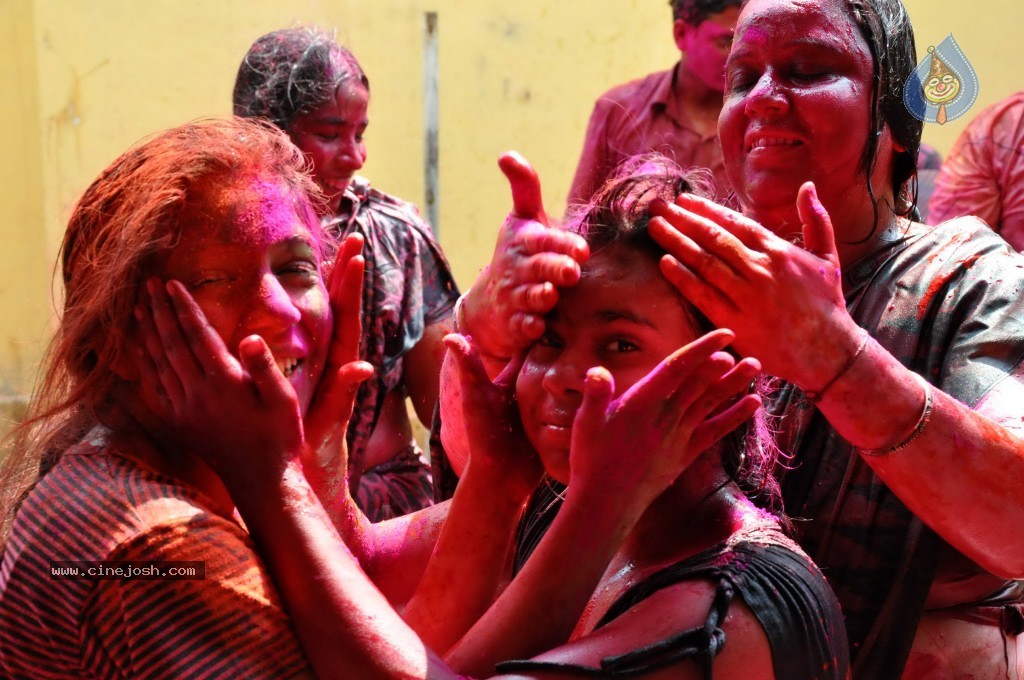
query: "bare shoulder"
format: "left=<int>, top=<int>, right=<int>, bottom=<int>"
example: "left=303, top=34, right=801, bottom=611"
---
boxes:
left=496, top=579, right=774, bottom=680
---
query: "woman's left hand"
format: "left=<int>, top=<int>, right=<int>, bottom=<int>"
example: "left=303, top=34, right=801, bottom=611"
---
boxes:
left=301, top=233, right=374, bottom=495
left=648, top=182, right=863, bottom=389
left=443, top=333, right=543, bottom=500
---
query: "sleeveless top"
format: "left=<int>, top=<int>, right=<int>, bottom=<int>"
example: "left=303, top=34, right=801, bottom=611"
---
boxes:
left=502, top=483, right=849, bottom=679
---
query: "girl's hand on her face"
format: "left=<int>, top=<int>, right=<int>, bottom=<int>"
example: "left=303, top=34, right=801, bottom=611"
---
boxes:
left=459, top=152, right=590, bottom=360
left=444, top=333, right=543, bottom=500
left=648, top=183, right=862, bottom=389
left=133, top=278, right=306, bottom=489
left=568, top=329, right=762, bottom=515
left=303, top=233, right=374, bottom=494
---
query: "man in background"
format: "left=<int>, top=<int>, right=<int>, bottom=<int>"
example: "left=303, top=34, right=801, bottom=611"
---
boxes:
left=567, top=0, right=741, bottom=206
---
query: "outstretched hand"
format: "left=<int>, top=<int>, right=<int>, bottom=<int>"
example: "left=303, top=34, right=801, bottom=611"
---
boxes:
left=648, top=182, right=861, bottom=388
left=568, top=329, right=762, bottom=514
left=443, top=333, right=543, bottom=500
left=458, top=152, right=590, bottom=361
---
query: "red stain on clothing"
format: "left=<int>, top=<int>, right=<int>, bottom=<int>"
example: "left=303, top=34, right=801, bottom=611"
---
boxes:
left=918, top=254, right=982, bottom=319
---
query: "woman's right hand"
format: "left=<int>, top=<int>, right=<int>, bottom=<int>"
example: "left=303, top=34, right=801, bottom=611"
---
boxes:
left=568, top=329, right=762, bottom=516
left=458, top=152, right=590, bottom=361
left=648, top=184, right=862, bottom=392
left=133, top=277, right=307, bottom=489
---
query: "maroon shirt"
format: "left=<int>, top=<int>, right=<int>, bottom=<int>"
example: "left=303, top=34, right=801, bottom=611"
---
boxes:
left=567, top=64, right=731, bottom=206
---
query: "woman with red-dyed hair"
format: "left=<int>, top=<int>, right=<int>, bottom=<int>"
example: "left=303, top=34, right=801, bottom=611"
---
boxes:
left=0, top=117, right=385, bottom=677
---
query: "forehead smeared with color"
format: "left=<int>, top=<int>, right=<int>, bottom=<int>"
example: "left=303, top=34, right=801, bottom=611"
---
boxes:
left=184, top=175, right=320, bottom=250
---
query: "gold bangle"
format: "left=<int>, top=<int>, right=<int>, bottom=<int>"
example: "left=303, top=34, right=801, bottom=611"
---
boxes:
left=451, top=293, right=511, bottom=363
left=804, top=331, right=870, bottom=403
left=860, top=376, right=934, bottom=457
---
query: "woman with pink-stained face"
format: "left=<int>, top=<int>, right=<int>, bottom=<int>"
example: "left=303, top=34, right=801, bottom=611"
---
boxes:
left=0, top=118, right=384, bottom=677
left=234, top=27, right=460, bottom=522
left=642, top=0, right=1024, bottom=676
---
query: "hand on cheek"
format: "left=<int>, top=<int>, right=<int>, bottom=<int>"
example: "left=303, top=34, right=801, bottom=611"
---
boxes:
left=567, top=329, right=762, bottom=517
left=305, top=234, right=374, bottom=458
left=444, top=332, right=543, bottom=500
left=133, top=277, right=307, bottom=489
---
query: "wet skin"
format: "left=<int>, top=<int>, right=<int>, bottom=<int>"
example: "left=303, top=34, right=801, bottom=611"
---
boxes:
left=718, top=0, right=897, bottom=237
left=288, top=82, right=370, bottom=215
left=515, top=247, right=699, bottom=483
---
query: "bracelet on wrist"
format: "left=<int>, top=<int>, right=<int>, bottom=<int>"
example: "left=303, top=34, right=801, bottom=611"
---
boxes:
left=453, top=293, right=468, bottom=334
left=804, top=330, right=870, bottom=403
left=451, top=292, right=512, bottom=363
left=859, top=375, right=934, bottom=457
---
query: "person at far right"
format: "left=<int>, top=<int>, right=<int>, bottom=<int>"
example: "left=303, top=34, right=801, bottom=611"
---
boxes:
left=928, top=91, right=1024, bottom=251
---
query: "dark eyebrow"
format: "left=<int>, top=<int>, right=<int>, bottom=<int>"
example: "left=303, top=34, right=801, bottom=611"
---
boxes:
left=308, top=116, right=369, bottom=126
left=595, top=309, right=658, bottom=329
left=729, top=33, right=848, bottom=63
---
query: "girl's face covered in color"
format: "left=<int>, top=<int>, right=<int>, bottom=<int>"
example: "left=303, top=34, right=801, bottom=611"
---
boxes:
left=515, top=247, right=699, bottom=483
left=158, top=177, right=332, bottom=412
left=288, top=82, right=369, bottom=214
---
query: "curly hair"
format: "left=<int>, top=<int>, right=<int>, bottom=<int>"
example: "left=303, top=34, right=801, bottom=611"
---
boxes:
left=233, top=27, right=369, bottom=131
left=565, top=153, right=785, bottom=513
left=0, top=117, right=329, bottom=545
left=670, top=0, right=743, bottom=25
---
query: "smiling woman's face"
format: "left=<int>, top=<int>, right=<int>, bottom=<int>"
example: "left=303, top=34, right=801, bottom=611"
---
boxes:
left=515, top=247, right=699, bottom=483
left=718, top=0, right=890, bottom=232
left=157, top=176, right=332, bottom=413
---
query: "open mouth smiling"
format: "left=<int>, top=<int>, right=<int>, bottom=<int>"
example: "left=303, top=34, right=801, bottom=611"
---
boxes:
left=747, top=136, right=802, bottom=152
left=275, top=357, right=302, bottom=377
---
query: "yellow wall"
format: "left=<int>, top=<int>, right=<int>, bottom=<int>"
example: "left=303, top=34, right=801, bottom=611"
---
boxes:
left=1, top=0, right=49, bottom=401
left=1, top=0, right=1021, bottom=403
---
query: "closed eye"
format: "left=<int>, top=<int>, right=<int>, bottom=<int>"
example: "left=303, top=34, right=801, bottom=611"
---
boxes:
left=726, top=69, right=760, bottom=94
left=788, top=66, right=827, bottom=83
left=190, top=275, right=232, bottom=290
left=278, top=260, right=320, bottom=283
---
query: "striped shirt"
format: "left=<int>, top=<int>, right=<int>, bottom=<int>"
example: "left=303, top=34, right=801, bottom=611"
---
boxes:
left=0, top=429, right=308, bottom=679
